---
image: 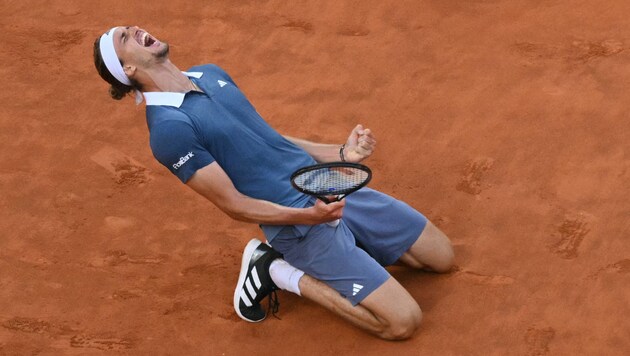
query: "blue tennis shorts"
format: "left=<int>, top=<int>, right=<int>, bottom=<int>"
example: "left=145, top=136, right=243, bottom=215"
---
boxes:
left=267, top=188, right=428, bottom=305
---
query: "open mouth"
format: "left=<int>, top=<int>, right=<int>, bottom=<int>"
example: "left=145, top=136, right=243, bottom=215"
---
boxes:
left=135, top=30, right=157, bottom=47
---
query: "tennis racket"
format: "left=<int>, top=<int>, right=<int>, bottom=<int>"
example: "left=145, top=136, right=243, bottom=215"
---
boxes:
left=290, top=162, right=372, bottom=227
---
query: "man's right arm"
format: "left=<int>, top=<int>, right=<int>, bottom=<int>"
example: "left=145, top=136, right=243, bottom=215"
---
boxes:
left=185, top=162, right=344, bottom=225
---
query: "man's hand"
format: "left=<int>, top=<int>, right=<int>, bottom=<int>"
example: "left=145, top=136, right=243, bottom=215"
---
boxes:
left=309, top=198, right=345, bottom=224
left=343, top=124, right=376, bottom=163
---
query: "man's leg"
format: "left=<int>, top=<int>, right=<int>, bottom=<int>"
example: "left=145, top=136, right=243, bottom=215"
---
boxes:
left=299, top=274, right=421, bottom=340
left=235, top=238, right=421, bottom=340
left=397, top=221, right=455, bottom=272
left=265, top=219, right=425, bottom=340
left=300, top=221, right=454, bottom=340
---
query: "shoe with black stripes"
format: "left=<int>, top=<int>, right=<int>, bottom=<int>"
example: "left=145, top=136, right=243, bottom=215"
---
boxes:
left=233, top=239, right=282, bottom=322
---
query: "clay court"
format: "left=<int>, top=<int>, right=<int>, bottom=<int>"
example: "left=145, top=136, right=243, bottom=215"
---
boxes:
left=1, top=0, right=629, bottom=354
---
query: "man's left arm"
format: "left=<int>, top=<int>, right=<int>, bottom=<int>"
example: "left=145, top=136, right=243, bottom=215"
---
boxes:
left=284, top=124, right=377, bottom=163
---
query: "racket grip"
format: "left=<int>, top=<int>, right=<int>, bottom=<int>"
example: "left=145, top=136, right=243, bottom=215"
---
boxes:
left=326, top=219, right=340, bottom=227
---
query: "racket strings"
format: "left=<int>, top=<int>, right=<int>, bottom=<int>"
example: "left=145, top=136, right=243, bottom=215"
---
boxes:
left=294, top=167, right=369, bottom=195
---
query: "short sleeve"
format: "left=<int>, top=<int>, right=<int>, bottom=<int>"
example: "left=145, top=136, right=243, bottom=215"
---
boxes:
left=149, top=120, right=215, bottom=183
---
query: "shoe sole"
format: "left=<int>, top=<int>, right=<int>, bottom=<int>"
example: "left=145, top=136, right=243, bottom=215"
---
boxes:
left=233, top=239, right=264, bottom=322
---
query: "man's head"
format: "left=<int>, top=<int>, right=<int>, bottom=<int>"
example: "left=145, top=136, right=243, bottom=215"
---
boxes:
left=93, top=26, right=169, bottom=100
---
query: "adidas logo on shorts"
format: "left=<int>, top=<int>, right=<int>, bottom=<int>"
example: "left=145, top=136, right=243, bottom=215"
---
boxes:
left=352, top=283, right=364, bottom=296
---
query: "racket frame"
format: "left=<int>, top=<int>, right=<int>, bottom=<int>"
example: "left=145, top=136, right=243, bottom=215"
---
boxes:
left=290, top=162, right=372, bottom=203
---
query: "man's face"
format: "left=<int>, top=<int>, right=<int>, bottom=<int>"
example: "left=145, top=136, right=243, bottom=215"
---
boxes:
left=113, top=26, right=169, bottom=68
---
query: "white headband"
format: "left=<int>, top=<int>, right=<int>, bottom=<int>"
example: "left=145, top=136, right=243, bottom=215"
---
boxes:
left=99, top=27, right=131, bottom=86
left=99, top=27, right=144, bottom=104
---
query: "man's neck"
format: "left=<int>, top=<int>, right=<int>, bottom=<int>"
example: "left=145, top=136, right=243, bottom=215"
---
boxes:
left=140, top=60, right=196, bottom=93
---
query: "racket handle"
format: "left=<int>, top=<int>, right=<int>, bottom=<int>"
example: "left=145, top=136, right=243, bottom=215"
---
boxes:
left=317, top=196, right=342, bottom=227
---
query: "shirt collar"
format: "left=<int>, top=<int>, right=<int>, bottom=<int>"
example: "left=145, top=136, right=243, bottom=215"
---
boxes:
left=143, top=71, right=203, bottom=107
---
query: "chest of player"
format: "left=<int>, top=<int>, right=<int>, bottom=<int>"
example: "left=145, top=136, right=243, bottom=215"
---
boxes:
left=178, top=79, right=277, bottom=146
left=186, top=83, right=262, bottom=125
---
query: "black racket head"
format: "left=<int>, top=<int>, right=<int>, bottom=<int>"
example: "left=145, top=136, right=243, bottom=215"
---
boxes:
left=290, top=162, right=372, bottom=198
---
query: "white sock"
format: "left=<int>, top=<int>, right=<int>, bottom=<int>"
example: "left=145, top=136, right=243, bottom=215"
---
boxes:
left=269, top=259, right=304, bottom=296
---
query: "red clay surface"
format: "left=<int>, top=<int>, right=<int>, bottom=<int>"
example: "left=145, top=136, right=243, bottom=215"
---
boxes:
left=1, top=1, right=629, bottom=355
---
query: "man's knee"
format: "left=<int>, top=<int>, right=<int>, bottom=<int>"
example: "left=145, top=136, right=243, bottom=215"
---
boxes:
left=381, top=304, right=422, bottom=340
left=362, top=278, right=424, bottom=340
left=414, top=222, right=455, bottom=273
left=431, top=242, right=455, bottom=273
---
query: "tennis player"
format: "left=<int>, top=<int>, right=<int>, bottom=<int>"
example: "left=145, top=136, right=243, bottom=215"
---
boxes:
left=93, top=26, right=454, bottom=340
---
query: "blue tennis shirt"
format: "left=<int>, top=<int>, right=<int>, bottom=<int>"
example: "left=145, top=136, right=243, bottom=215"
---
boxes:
left=144, top=64, right=316, bottom=238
